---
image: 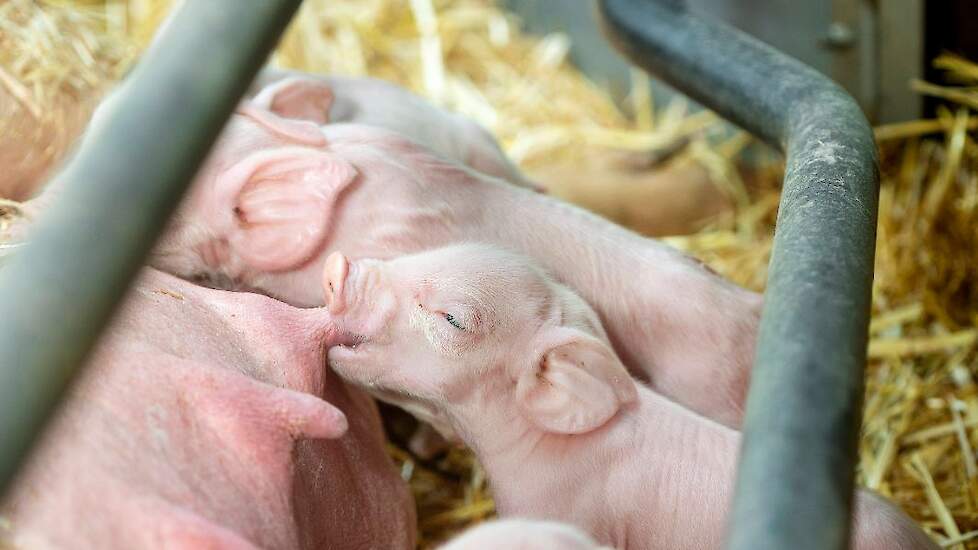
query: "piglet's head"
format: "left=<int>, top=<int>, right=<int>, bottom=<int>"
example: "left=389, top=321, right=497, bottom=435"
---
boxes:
left=324, top=244, right=637, bottom=436
left=151, top=101, right=357, bottom=287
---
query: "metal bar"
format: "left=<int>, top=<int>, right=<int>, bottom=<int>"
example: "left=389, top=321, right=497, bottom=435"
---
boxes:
left=878, top=0, right=924, bottom=122
left=595, top=2, right=879, bottom=550
left=0, top=0, right=303, bottom=495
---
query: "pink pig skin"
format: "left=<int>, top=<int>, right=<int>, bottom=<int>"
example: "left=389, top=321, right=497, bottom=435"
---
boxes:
left=437, top=519, right=609, bottom=550
left=322, top=244, right=937, bottom=550
left=246, top=68, right=542, bottom=191
left=1, top=269, right=415, bottom=550
left=140, top=106, right=759, bottom=429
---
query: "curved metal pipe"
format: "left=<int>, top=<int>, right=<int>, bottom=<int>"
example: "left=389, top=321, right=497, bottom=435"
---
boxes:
left=0, top=0, right=303, bottom=495
left=595, top=1, right=879, bottom=549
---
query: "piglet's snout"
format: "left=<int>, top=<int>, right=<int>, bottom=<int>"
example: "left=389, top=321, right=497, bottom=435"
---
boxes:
left=323, top=252, right=349, bottom=314
left=322, top=254, right=395, bottom=340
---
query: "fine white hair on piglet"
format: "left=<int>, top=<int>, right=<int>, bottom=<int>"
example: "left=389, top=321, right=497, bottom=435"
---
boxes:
left=437, top=518, right=604, bottom=550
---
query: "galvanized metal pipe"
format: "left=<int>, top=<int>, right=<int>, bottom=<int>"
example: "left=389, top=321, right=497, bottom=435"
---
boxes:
left=595, top=1, right=879, bottom=550
left=0, top=0, right=303, bottom=495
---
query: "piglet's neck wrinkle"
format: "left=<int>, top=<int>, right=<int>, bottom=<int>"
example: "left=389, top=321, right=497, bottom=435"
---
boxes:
left=465, top=384, right=739, bottom=550
left=451, top=383, right=532, bottom=460
left=473, top=397, right=638, bottom=513
left=450, top=383, right=634, bottom=517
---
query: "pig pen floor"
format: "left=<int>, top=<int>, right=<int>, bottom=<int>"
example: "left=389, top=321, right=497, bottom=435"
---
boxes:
left=1, top=0, right=977, bottom=548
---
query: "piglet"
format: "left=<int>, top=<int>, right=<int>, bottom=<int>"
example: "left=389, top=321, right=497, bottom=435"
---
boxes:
left=137, top=106, right=758, bottom=429
left=247, top=69, right=541, bottom=191
left=322, top=243, right=937, bottom=550
left=438, top=519, right=609, bottom=550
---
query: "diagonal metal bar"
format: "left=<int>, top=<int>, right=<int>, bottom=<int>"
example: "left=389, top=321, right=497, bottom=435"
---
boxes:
left=595, top=1, right=879, bottom=549
left=0, top=0, right=304, bottom=495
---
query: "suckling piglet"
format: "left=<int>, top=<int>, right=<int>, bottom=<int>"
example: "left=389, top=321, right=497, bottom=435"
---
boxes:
left=135, top=107, right=758, bottom=429
left=322, top=243, right=937, bottom=550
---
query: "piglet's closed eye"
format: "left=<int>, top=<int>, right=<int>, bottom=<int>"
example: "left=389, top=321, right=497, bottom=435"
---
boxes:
left=516, top=328, right=637, bottom=434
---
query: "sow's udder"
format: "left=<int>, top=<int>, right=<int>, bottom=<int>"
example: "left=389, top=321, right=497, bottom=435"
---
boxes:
left=1, top=269, right=415, bottom=550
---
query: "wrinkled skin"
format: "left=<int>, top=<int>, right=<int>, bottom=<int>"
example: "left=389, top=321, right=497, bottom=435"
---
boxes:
left=1, top=269, right=415, bottom=550
left=134, top=95, right=759, bottom=429
left=438, top=519, right=609, bottom=550
left=246, top=68, right=541, bottom=191
left=322, top=244, right=937, bottom=550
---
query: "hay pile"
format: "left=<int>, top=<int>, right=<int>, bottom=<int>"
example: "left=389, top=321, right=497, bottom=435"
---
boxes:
left=0, top=0, right=130, bottom=201
left=1, top=1, right=976, bottom=548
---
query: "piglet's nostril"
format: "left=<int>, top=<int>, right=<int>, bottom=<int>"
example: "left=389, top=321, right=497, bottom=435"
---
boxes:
left=323, top=252, right=349, bottom=314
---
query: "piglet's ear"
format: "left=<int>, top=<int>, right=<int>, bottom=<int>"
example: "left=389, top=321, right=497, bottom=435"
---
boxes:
left=226, top=149, right=357, bottom=272
left=236, top=104, right=326, bottom=147
left=251, top=77, right=334, bottom=125
left=516, top=328, right=637, bottom=434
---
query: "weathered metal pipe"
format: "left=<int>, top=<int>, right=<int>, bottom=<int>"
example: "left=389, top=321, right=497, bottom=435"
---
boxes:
left=0, top=0, right=303, bottom=495
left=595, top=1, right=879, bottom=549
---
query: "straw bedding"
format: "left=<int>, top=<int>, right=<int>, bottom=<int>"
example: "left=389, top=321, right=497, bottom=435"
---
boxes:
left=1, top=1, right=976, bottom=548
